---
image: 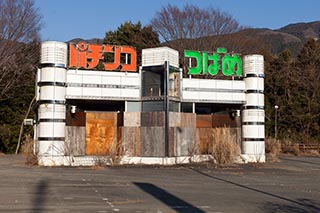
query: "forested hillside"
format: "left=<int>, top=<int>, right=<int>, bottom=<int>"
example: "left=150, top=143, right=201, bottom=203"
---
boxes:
left=165, top=21, right=320, bottom=57
left=0, top=0, right=41, bottom=153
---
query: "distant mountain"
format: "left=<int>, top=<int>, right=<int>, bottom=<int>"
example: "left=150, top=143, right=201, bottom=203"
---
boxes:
left=68, top=21, right=320, bottom=57
left=278, top=21, right=320, bottom=40
left=255, top=21, right=320, bottom=55
left=164, top=21, right=320, bottom=57
left=68, top=38, right=103, bottom=44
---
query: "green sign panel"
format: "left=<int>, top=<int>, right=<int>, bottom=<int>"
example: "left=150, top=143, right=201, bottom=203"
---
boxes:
left=184, top=48, right=242, bottom=76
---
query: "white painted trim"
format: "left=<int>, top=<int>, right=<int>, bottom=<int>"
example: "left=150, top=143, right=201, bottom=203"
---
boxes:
left=38, top=155, right=214, bottom=167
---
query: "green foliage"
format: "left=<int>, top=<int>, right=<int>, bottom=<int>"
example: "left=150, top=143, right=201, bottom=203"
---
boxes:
left=265, top=39, right=320, bottom=143
left=0, top=80, right=35, bottom=153
left=104, top=21, right=160, bottom=66
left=0, top=42, right=38, bottom=153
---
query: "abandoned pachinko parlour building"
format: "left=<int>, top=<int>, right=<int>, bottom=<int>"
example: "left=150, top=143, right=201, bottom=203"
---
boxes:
left=35, top=41, right=265, bottom=166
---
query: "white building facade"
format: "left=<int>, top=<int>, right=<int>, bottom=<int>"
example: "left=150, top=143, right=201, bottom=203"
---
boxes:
left=35, top=41, right=265, bottom=166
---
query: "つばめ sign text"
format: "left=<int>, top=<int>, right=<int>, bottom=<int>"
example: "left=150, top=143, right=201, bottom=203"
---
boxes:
left=184, top=48, right=242, bottom=76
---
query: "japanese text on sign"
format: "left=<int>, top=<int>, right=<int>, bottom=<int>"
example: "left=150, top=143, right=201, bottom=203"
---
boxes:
left=184, top=48, right=242, bottom=76
left=69, top=42, right=137, bottom=72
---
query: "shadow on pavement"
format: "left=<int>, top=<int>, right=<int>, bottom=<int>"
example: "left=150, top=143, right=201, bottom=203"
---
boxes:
left=133, top=182, right=205, bottom=213
left=279, top=157, right=320, bottom=166
left=188, top=167, right=320, bottom=212
left=32, top=179, right=48, bottom=213
left=263, top=198, right=320, bottom=213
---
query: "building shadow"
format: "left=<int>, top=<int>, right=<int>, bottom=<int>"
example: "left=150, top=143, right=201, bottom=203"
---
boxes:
left=188, top=167, right=320, bottom=212
left=133, top=182, right=205, bottom=213
left=32, top=179, right=48, bottom=213
left=263, top=198, right=320, bottom=213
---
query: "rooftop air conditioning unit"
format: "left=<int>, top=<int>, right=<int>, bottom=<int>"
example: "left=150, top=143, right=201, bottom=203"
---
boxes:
left=142, top=47, right=179, bottom=68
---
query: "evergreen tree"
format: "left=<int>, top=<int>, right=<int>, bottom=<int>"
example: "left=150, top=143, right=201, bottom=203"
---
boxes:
left=0, top=41, right=39, bottom=153
left=290, top=39, right=320, bottom=139
left=104, top=21, right=160, bottom=66
left=265, top=39, right=320, bottom=143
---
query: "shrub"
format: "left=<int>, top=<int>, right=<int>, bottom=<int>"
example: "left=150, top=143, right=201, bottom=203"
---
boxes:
left=109, top=137, right=123, bottom=166
left=21, top=134, right=38, bottom=165
left=281, top=138, right=300, bottom=156
left=211, top=127, right=240, bottom=165
left=265, top=137, right=281, bottom=161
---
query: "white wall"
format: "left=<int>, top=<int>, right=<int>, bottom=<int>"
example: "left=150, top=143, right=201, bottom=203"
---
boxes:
left=181, top=78, right=246, bottom=104
left=66, top=69, right=140, bottom=100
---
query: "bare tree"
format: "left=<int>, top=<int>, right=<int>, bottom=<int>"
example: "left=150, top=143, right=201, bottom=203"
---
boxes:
left=0, top=0, right=41, bottom=99
left=150, top=4, right=243, bottom=42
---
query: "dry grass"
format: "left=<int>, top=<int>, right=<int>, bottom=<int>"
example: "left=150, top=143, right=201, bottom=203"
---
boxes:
left=20, top=135, right=38, bottom=166
left=302, top=149, right=320, bottom=156
left=109, top=139, right=123, bottom=166
left=265, top=137, right=281, bottom=162
left=92, top=157, right=110, bottom=169
left=281, top=139, right=300, bottom=156
left=211, top=127, right=240, bottom=165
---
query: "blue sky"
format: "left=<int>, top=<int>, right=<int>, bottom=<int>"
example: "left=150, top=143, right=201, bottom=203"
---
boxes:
left=35, top=0, right=320, bottom=42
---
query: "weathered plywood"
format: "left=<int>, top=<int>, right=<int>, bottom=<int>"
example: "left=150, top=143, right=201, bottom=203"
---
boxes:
left=65, top=126, right=85, bottom=155
left=198, top=128, right=213, bottom=154
left=85, top=112, right=119, bottom=155
left=175, top=127, right=197, bottom=156
left=140, top=127, right=164, bottom=157
left=121, top=127, right=141, bottom=156
left=196, top=115, right=212, bottom=128
left=117, top=113, right=123, bottom=127
left=180, top=113, right=196, bottom=128
left=86, top=126, right=115, bottom=155
left=124, top=112, right=141, bottom=127
left=66, top=111, right=86, bottom=126
left=212, top=114, right=238, bottom=128
left=169, top=112, right=181, bottom=127
left=168, top=127, right=176, bottom=157
left=141, top=112, right=164, bottom=127
left=86, top=112, right=118, bottom=126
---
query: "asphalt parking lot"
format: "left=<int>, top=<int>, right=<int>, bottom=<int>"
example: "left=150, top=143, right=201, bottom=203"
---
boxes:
left=0, top=155, right=319, bottom=213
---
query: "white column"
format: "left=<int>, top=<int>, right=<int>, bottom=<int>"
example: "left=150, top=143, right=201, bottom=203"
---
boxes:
left=242, top=55, right=265, bottom=163
left=37, top=41, right=67, bottom=158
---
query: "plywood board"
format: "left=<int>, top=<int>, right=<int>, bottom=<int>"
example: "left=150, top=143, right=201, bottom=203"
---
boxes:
left=140, top=127, right=164, bottom=157
left=141, top=112, right=165, bottom=127
left=66, top=111, right=86, bottom=126
left=86, top=112, right=118, bottom=126
left=86, top=126, right=115, bottom=155
left=168, top=127, right=176, bottom=157
left=85, top=112, right=119, bottom=155
left=175, top=127, right=196, bottom=156
left=180, top=113, right=196, bottom=128
left=65, top=126, right=85, bottom=155
left=169, top=112, right=181, bottom=127
left=198, top=128, right=213, bottom=154
left=196, top=115, right=213, bottom=128
left=117, top=113, right=123, bottom=127
left=121, top=127, right=141, bottom=156
left=116, top=127, right=122, bottom=155
left=124, top=112, right=141, bottom=127
left=212, top=114, right=238, bottom=128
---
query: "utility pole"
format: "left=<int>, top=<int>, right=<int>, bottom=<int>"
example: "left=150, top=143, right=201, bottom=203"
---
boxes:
left=274, top=105, right=279, bottom=139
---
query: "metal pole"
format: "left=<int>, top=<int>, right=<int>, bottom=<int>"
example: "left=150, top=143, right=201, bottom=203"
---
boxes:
left=274, top=105, right=279, bottom=139
left=164, top=61, right=170, bottom=157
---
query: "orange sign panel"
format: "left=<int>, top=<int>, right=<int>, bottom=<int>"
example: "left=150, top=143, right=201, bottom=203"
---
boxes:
left=69, top=42, right=137, bottom=72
